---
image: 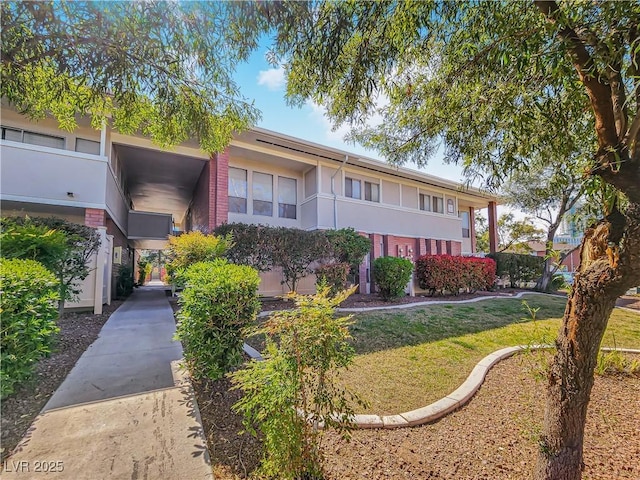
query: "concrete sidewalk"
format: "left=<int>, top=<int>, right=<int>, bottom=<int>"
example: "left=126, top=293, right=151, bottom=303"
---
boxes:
left=3, top=289, right=213, bottom=479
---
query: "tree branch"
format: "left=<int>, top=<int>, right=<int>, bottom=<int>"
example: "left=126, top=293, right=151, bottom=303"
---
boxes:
left=534, top=1, right=618, bottom=149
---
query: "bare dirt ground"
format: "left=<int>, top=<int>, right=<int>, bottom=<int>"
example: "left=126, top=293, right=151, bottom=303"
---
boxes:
left=0, top=301, right=123, bottom=462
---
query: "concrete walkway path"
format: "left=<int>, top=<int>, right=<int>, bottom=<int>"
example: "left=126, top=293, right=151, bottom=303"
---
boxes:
left=3, top=288, right=213, bottom=479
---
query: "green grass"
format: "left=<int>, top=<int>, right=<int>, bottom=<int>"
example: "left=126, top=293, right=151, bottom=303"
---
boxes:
left=339, top=294, right=640, bottom=415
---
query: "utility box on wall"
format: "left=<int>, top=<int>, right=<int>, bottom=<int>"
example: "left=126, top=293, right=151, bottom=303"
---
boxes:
left=113, top=246, right=122, bottom=265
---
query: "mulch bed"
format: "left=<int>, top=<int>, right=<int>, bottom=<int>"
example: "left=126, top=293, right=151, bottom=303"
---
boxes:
left=193, top=353, right=639, bottom=480
left=0, top=300, right=124, bottom=462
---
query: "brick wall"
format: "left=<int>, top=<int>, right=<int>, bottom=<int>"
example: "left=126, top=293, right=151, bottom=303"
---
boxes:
left=450, top=241, right=462, bottom=256
left=84, top=208, right=106, bottom=227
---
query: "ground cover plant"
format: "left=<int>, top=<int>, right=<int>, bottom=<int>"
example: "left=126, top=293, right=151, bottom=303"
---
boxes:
left=339, top=295, right=640, bottom=414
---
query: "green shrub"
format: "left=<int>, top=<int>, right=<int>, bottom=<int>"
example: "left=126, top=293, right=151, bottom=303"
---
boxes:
left=325, top=228, right=371, bottom=272
left=231, top=286, right=365, bottom=480
left=487, top=252, right=544, bottom=287
left=214, top=223, right=274, bottom=272
left=166, top=231, right=232, bottom=286
left=372, top=256, right=414, bottom=301
left=315, top=262, right=351, bottom=295
left=0, top=258, right=60, bottom=398
left=116, top=264, right=134, bottom=297
left=1, top=216, right=100, bottom=316
left=137, top=258, right=152, bottom=285
left=175, top=260, right=260, bottom=380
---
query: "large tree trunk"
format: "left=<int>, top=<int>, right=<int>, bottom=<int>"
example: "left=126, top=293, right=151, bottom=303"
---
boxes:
left=534, top=202, right=640, bottom=479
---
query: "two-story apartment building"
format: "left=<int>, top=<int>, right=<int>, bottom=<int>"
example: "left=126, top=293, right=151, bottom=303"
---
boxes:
left=1, top=105, right=499, bottom=307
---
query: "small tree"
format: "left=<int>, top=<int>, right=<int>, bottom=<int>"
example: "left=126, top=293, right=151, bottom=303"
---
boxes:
left=269, top=228, right=330, bottom=292
left=230, top=286, right=365, bottom=479
left=325, top=228, right=371, bottom=272
left=214, top=222, right=274, bottom=272
left=1, top=216, right=100, bottom=317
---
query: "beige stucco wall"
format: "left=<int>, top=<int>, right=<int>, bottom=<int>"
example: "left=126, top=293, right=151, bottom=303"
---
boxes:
left=382, top=180, right=401, bottom=205
left=402, top=185, right=419, bottom=209
left=304, top=167, right=317, bottom=197
left=316, top=195, right=462, bottom=240
left=1, top=142, right=108, bottom=209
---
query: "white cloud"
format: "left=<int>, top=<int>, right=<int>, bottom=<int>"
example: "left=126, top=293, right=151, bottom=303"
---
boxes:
left=257, top=66, right=286, bottom=91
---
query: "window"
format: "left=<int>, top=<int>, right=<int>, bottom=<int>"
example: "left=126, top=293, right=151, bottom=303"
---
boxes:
left=2, top=126, right=65, bottom=149
left=419, top=193, right=431, bottom=211
left=76, top=138, right=101, bottom=155
left=253, top=172, right=273, bottom=216
left=278, top=176, right=297, bottom=219
left=432, top=196, right=444, bottom=213
left=228, top=167, right=247, bottom=213
left=345, top=177, right=361, bottom=199
left=447, top=198, right=456, bottom=214
left=364, top=181, right=380, bottom=202
left=460, top=211, right=470, bottom=238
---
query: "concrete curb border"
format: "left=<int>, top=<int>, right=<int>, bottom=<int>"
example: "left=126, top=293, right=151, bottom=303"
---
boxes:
left=248, top=293, right=639, bottom=430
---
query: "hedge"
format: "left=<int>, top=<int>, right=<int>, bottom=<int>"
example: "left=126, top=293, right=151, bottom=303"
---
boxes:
left=415, top=255, right=496, bottom=295
left=315, top=262, right=351, bottom=295
left=0, top=258, right=60, bottom=398
left=372, top=256, right=414, bottom=301
left=486, top=252, right=544, bottom=287
left=175, top=260, right=260, bottom=380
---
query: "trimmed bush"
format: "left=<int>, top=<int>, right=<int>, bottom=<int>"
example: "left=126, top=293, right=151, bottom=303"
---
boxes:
left=166, top=231, right=231, bottom=286
left=325, top=228, right=371, bottom=271
left=415, top=255, right=496, bottom=295
left=487, top=252, right=544, bottom=287
left=116, top=264, right=134, bottom=297
left=214, top=223, right=273, bottom=272
left=315, top=262, right=351, bottom=295
left=175, top=260, right=260, bottom=380
left=372, top=256, right=414, bottom=301
left=0, top=258, right=60, bottom=398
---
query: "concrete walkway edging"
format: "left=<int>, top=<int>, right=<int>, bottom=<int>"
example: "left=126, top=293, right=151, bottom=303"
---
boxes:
left=242, top=342, right=640, bottom=429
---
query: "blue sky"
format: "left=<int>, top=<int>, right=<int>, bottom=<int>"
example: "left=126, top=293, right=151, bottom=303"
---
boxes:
left=233, top=47, right=467, bottom=184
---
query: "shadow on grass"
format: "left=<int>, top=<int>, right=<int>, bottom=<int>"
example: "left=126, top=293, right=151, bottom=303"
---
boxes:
left=348, top=295, right=568, bottom=355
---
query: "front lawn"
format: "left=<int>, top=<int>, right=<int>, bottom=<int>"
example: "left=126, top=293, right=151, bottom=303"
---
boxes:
left=339, top=294, right=640, bottom=414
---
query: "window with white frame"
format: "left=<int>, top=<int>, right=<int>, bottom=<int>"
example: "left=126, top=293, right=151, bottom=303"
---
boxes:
left=364, top=181, right=380, bottom=202
left=419, top=193, right=431, bottom=211
left=432, top=195, right=444, bottom=214
left=278, top=176, right=297, bottom=219
left=253, top=172, right=273, bottom=216
left=345, top=177, right=361, bottom=199
left=447, top=198, right=456, bottom=214
left=459, top=211, right=470, bottom=238
left=75, top=138, right=101, bottom=155
left=1, top=126, right=65, bottom=149
left=228, top=167, right=248, bottom=214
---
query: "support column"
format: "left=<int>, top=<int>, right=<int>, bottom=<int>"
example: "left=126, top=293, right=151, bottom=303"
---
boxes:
left=469, top=207, right=477, bottom=253
left=84, top=208, right=106, bottom=227
left=209, top=149, right=229, bottom=230
left=488, top=201, right=498, bottom=253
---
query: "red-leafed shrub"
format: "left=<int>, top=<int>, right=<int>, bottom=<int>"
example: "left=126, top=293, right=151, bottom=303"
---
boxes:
left=415, top=255, right=496, bottom=295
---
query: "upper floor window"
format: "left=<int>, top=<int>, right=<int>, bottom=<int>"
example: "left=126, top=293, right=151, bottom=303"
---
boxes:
left=447, top=198, right=456, bottom=214
left=364, top=181, right=380, bottom=202
left=2, top=126, right=65, bottom=149
left=345, top=177, right=361, bottom=199
left=76, top=138, right=100, bottom=155
left=419, top=193, right=431, bottom=212
left=460, top=211, right=470, bottom=238
left=432, top=195, right=444, bottom=214
left=229, top=167, right=247, bottom=214
left=278, top=176, right=297, bottom=219
left=253, top=172, right=273, bottom=216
